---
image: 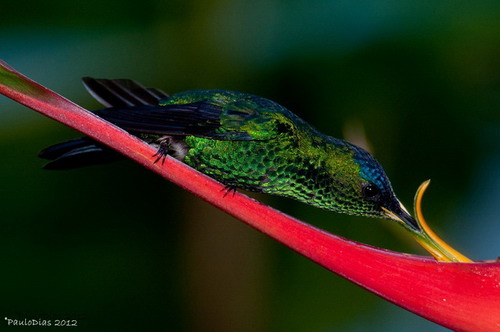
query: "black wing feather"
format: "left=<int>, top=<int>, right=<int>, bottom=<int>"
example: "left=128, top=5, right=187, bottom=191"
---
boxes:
left=147, top=87, right=169, bottom=100
left=84, top=77, right=261, bottom=140
left=39, top=137, right=121, bottom=169
left=82, top=77, right=169, bottom=108
left=39, top=137, right=94, bottom=160
left=83, top=77, right=225, bottom=138
left=94, top=102, right=222, bottom=137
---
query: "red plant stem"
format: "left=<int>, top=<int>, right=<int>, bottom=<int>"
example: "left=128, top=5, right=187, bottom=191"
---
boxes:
left=1, top=61, right=499, bottom=331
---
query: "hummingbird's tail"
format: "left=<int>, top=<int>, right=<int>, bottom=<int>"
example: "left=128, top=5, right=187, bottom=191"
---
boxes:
left=39, top=137, right=122, bottom=170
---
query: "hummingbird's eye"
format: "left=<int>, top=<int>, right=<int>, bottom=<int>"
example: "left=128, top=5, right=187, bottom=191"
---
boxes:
left=362, top=183, right=381, bottom=201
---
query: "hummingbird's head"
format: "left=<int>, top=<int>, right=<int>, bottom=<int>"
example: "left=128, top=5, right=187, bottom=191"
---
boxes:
left=332, top=143, right=421, bottom=233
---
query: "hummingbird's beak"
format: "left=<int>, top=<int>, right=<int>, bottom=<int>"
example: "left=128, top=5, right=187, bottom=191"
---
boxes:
left=382, top=201, right=461, bottom=261
left=382, top=184, right=472, bottom=263
left=381, top=202, right=421, bottom=233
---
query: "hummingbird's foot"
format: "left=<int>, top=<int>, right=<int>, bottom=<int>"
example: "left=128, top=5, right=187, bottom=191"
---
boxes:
left=153, top=136, right=173, bottom=165
left=152, top=136, right=188, bottom=164
left=152, top=137, right=172, bottom=165
left=152, top=146, right=169, bottom=165
left=221, top=185, right=238, bottom=197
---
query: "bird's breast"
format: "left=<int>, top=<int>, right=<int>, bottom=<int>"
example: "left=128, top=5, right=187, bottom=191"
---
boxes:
left=182, top=136, right=335, bottom=204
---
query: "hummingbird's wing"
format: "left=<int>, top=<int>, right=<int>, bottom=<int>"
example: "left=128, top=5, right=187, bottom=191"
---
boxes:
left=85, top=78, right=298, bottom=141
left=95, top=101, right=295, bottom=141
left=82, top=77, right=169, bottom=108
left=94, top=102, right=225, bottom=138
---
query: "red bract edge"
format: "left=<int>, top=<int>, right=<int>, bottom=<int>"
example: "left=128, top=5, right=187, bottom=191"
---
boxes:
left=1, top=60, right=499, bottom=331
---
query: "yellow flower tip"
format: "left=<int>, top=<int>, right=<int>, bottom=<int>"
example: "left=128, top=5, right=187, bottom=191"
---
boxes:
left=413, top=180, right=473, bottom=263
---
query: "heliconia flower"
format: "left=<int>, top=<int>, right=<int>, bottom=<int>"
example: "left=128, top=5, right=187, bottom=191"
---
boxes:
left=412, top=180, right=472, bottom=263
left=1, top=60, right=499, bottom=331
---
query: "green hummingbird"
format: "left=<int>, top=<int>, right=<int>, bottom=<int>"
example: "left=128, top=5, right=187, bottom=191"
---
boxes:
left=40, top=77, right=420, bottom=233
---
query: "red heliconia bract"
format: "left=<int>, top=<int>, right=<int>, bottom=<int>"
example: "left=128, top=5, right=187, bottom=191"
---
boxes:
left=1, top=60, right=499, bottom=331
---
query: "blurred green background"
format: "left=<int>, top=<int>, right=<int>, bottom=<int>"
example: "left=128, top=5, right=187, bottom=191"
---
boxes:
left=1, top=0, right=500, bottom=331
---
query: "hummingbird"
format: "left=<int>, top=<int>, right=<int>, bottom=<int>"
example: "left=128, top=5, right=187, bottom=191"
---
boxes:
left=39, top=77, right=420, bottom=234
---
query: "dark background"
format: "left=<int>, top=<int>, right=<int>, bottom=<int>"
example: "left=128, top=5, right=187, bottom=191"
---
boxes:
left=1, top=1, right=500, bottom=331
